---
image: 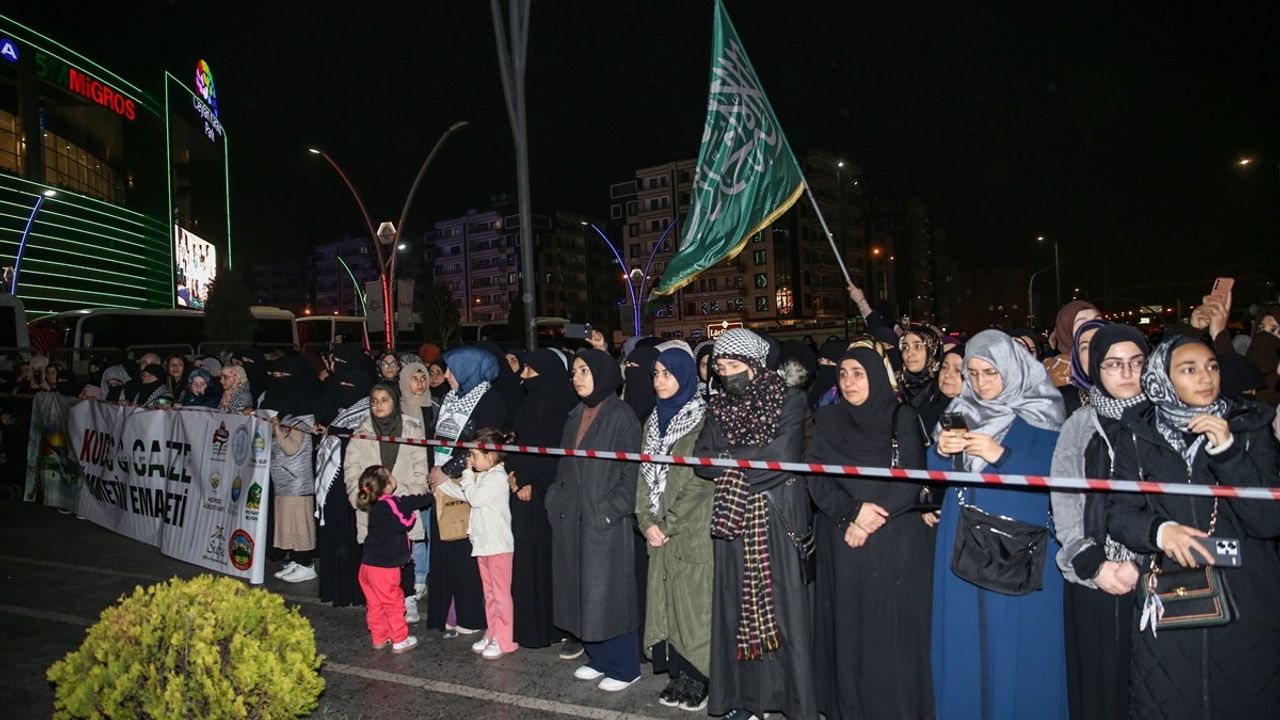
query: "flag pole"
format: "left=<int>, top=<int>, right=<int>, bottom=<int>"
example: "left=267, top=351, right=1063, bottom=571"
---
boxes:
left=797, top=175, right=854, bottom=287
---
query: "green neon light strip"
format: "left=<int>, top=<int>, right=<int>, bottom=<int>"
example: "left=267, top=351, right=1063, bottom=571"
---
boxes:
left=164, top=75, right=175, bottom=307
left=0, top=210, right=160, bottom=255
left=12, top=253, right=168, bottom=286
left=0, top=199, right=150, bottom=242
left=21, top=297, right=138, bottom=311
left=1, top=175, right=158, bottom=226
left=18, top=282, right=150, bottom=302
left=336, top=256, right=368, bottom=315
left=0, top=14, right=162, bottom=115
left=224, top=124, right=232, bottom=269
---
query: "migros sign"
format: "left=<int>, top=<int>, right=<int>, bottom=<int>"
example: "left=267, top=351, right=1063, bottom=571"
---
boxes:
left=34, top=49, right=137, bottom=121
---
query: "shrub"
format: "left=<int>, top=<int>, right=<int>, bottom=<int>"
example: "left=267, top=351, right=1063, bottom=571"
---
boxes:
left=48, top=575, right=325, bottom=719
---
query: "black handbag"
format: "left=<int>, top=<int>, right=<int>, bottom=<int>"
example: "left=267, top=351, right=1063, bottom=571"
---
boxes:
left=764, top=481, right=816, bottom=585
left=1139, top=499, right=1238, bottom=632
left=1133, top=436, right=1238, bottom=634
left=950, top=488, right=1049, bottom=595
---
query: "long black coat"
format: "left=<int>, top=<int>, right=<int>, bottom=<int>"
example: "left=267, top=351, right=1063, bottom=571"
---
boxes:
left=694, top=388, right=817, bottom=720
left=807, top=402, right=934, bottom=720
left=1106, top=399, right=1280, bottom=720
left=545, top=395, right=642, bottom=642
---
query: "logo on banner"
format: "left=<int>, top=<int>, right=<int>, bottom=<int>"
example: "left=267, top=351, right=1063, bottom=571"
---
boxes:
left=228, top=530, right=253, bottom=571
left=209, top=471, right=221, bottom=491
left=231, top=426, right=249, bottom=465
left=204, top=526, right=227, bottom=565
left=211, top=421, right=230, bottom=460
left=231, top=475, right=243, bottom=503
left=253, top=429, right=267, bottom=467
left=246, top=482, right=262, bottom=510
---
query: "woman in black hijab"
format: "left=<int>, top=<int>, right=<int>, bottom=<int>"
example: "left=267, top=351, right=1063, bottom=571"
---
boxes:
left=477, top=341, right=524, bottom=416
left=314, top=363, right=375, bottom=607
left=807, top=347, right=934, bottom=719
left=427, top=359, right=450, bottom=404
left=507, top=349, right=579, bottom=649
left=261, top=353, right=323, bottom=583
left=622, top=345, right=659, bottom=423
left=231, top=348, right=269, bottom=404
left=546, top=349, right=643, bottom=691
left=810, top=338, right=848, bottom=409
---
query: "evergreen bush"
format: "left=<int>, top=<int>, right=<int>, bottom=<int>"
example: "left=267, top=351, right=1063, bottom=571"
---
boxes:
left=48, top=575, right=324, bottom=719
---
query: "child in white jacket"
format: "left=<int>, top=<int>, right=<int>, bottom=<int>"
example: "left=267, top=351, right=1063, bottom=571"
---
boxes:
left=438, top=427, right=516, bottom=659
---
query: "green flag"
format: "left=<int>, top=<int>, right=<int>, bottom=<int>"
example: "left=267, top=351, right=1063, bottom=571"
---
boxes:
left=652, top=0, right=805, bottom=296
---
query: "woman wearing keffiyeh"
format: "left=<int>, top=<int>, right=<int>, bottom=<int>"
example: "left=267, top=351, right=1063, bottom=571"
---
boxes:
left=1106, top=335, right=1280, bottom=718
left=635, top=348, right=711, bottom=711
left=692, top=328, right=816, bottom=720
left=1049, top=322, right=1148, bottom=719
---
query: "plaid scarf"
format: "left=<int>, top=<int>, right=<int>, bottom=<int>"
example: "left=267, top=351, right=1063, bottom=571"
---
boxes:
left=710, top=469, right=781, bottom=659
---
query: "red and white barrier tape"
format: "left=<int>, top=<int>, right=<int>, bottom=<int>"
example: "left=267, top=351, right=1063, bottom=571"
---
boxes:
left=335, top=432, right=1280, bottom=502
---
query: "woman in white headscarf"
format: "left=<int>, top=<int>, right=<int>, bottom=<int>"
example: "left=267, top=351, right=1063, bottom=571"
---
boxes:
left=929, top=329, right=1068, bottom=720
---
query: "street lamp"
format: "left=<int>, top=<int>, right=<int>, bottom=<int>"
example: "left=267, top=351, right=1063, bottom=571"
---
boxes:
left=308, top=120, right=468, bottom=350
left=1037, top=235, right=1061, bottom=308
left=588, top=218, right=679, bottom=337
left=1026, top=264, right=1055, bottom=326
left=11, top=188, right=57, bottom=295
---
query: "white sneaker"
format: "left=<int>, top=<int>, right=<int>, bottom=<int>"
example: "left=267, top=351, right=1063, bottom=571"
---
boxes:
left=471, top=636, right=491, bottom=654
left=598, top=675, right=639, bottom=692
left=404, top=596, right=420, bottom=623
left=281, top=564, right=317, bottom=583
left=273, top=561, right=299, bottom=579
left=482, top=640, right=508, bottom=660
left=414, top=582, right=427, bottom=600
left=391, top=635, right=419, bottom=654
left=573, top=664, right=605, bottom=681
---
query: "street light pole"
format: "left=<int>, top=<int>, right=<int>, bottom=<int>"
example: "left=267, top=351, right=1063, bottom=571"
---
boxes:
left=1037, top=235, right=1061, bottom=309
left=1027, top=264, right=1054, bottom=326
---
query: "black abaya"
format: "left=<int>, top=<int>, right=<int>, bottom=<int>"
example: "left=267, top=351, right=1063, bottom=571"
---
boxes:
left=506, top=350, right=577, bottom=648
left=806, top=348, right=936, bottom=720
left=317, top=459, right=364, bottom=608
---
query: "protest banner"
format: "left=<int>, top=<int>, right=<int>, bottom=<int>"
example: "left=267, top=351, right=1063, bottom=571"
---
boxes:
left=69, top=402, right=273, bottom=584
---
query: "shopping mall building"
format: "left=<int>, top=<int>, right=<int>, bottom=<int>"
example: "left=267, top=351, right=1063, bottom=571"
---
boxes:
left=0, top=15, right=229, bottom=317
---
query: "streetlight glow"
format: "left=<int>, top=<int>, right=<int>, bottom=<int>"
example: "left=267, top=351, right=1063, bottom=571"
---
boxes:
left=1239, top=157, right=1254, bottom=166
left=307, top=148, right=322, bottom=155
left=42, top=189, right=56, bottom=197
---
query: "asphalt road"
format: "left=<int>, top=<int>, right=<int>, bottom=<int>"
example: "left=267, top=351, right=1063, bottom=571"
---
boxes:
left=0, top=500, right=694, bottom=720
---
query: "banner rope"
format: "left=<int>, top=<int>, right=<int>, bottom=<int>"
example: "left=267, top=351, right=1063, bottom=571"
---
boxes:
left=329, top=431, right=1280, bottom=502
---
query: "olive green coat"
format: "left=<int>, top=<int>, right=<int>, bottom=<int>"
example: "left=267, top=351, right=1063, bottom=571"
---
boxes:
left=636, top=417, right=713, bottom=676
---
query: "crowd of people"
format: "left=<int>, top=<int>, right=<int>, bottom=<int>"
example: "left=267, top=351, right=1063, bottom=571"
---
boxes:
left=30, top=284, right=1280, bottom=719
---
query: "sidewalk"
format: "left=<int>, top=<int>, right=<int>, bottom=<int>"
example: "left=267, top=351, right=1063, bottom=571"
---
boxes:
left=0, top=501, right=680, bottom=719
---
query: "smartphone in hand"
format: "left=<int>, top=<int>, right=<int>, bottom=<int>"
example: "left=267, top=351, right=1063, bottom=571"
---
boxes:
left=1192, top=536, right=1242, bottom=568
left=1209, top=277, right=1234, bottom=304
left=941, top=412, right=969, bottom=432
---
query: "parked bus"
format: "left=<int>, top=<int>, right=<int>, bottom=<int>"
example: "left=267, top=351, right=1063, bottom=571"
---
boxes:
left=297, top=315, right=370, bottom=351
left=27, top=306, right=298, bottom=373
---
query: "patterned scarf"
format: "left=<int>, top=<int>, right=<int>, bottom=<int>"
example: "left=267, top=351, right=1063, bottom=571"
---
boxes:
left=218, top=366, right=253, bottom=414
left=1141, top=337, right=1229, bottom=469
left=1088, top=385, right=1146, bottom=421
left=437, top=381, right=492, bottom=440
left=708, top=364, right=787, bottom=447
left=709, top=469, right=780, bottom=659
left=641, top=397, right=705, bottom=515
left=313, top=397, right=370, bottom=526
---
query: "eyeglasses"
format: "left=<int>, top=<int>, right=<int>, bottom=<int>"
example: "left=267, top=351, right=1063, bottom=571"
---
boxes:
left=1098, top=356, right=1146, bottom=375
left=966, top=368, right=1001, bottom=382
left=378, top=359, right=399, bottom=368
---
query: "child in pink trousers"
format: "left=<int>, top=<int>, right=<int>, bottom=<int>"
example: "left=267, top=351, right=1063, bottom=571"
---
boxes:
left=355, top=465, right=433, bottom=654
left=437, top=427, right=517, bottom=659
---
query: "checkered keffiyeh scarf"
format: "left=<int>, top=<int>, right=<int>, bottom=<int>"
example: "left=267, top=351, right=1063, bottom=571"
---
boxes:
left=710, top=468, right=781, bottom=659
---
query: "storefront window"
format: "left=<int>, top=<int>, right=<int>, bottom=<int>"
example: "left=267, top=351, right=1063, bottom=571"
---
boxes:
left=42, top=127, right=122, bottom=202
left=0, top=109, right=21, bottom=175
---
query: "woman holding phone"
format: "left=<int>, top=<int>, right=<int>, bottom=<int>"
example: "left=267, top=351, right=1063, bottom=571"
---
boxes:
left=929, top=329, right=1068, bottom=719
left=1106, top=335, right=1280, bottom=718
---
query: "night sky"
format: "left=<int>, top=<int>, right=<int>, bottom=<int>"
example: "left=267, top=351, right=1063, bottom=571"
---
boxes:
left=11, top=2, right=1280, bottom=302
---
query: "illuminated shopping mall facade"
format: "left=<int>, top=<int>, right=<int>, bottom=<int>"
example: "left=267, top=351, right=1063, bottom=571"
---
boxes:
left=0, top=15, right=229, bottom=317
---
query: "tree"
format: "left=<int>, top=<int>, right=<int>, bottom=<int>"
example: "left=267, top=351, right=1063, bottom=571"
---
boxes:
left=418, top=281, right=460, bottom=347
left=202, top=264, right=255, bottom=346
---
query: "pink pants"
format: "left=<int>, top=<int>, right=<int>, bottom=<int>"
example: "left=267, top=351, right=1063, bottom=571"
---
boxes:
left=359, top=564, right=408, bottom=645
left=477, top=552, right=517, bottom=652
